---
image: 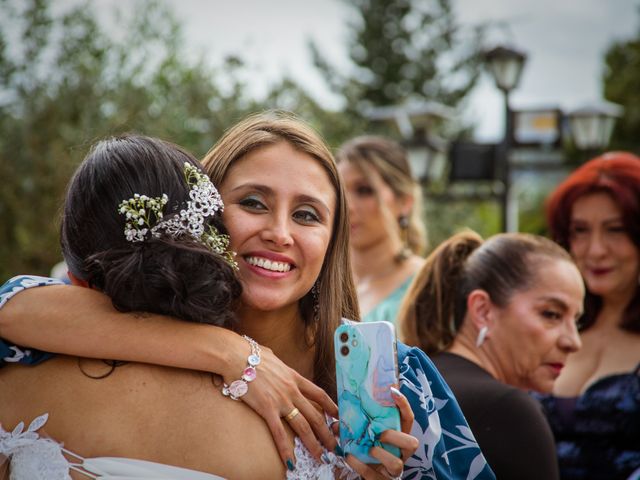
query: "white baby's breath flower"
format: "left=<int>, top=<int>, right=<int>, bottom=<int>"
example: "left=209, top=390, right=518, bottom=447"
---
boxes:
left=117, top=164, right=235, bottom=268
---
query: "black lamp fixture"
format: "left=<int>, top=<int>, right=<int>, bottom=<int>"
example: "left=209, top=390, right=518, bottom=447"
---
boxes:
left=484, top=45, right=528, bottom=93
left=567, top=102, right=624, bottom=152
left=366, top=101, right=452, bottom=183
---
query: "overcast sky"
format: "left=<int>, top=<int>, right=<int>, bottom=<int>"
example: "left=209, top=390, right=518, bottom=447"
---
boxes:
left=69, top=0, right=640, bottom=141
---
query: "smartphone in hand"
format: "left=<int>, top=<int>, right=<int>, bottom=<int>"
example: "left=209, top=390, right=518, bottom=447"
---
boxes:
left=334, top=320, right=401, bottom=463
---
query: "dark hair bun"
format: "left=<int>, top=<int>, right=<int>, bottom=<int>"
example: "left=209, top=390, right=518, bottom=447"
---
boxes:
left=86, top=235, right=241, bottom=327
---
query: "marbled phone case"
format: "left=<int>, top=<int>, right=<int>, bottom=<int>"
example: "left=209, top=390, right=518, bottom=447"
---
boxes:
left=335, top=321, right=401, bottom=463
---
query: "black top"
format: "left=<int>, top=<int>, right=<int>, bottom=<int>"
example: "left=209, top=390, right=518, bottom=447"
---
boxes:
left=432, top=352, right=560, bottom=480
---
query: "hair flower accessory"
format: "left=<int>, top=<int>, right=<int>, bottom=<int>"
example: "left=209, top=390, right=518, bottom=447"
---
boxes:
left=118, top=163, right=238, bottom=269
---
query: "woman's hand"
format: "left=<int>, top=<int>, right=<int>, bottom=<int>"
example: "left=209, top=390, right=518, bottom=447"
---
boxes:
left=223, top=343, right=338, bottom=468
left=343, top=387, right=418, bottom=479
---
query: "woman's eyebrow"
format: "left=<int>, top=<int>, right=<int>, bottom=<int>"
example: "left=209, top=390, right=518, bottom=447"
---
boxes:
left=227, top=183, right=273, bottom=194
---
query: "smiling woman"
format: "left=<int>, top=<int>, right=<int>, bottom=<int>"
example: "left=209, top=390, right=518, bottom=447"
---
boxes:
left=539, top=151, right=640, bottom=480
left=397, top=230, right=585, bottom=480
left=214, top=141, right=336, bottom=332
left=0, top=112, right=497, bottom=479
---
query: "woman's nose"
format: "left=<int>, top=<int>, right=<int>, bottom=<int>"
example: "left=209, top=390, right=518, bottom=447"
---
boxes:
left=559, top=320, right=582, bottom=353
left=586, top=230, right=608, bottom=258
left=260, top=213, right=293, bottom=247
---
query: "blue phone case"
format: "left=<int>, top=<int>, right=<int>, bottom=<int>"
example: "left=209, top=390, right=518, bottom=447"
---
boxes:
left=334, top=321, right=401, bottom=463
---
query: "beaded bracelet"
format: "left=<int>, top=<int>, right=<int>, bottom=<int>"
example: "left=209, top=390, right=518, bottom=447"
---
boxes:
left=222, top=335, right=261, bottom=400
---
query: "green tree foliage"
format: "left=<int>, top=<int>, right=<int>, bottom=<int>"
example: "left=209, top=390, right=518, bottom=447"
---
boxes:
left=603, top=10, right=640, bottom=153
left=310, top=0, right=483, bottom=116
left=0, top=0, right=262, bottom=279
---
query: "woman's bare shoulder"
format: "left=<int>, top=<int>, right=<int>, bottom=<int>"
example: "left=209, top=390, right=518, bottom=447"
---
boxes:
left=0, top=357, right=288, bottom=479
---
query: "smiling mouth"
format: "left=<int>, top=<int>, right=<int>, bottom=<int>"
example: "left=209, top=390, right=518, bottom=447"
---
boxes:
left=245, top=256, right=292, bottom=272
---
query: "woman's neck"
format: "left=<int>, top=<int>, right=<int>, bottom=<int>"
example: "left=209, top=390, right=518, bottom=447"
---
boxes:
left=236, top=304, right=315, bottom=380
left=447, top=330, right=502, bottom=382
left=596, top=289, right=635, bottom=327
left=351, top=237, right=399, bottom=284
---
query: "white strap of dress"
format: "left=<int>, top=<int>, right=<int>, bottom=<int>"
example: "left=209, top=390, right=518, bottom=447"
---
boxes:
left=78, top=457, right=225, bottom=479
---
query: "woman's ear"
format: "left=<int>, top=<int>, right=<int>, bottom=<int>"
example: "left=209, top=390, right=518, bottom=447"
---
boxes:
left=68, top=272, right=90, bottom=288
left=396, top=193, right=415, bottom=219
left=466, top=289, right=495, bottom=331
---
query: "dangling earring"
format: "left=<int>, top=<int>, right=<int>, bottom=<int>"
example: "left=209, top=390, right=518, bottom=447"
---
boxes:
left=311, top=281, right=320, bottom=321
left=395, top=215, right=411, bottom=263
left=475, top=326, right=489, bottom=348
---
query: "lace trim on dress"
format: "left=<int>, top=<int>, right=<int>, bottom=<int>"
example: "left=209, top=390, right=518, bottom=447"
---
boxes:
left=0, top=414, right=71, bottom=480
left=287, top=436, right=358, bottom=480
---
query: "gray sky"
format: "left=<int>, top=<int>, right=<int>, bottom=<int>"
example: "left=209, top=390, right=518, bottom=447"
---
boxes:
left=73, top=0, right=640, bottom=141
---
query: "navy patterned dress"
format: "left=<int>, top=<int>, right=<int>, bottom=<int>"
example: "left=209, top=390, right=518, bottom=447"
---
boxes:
left=536, top=364, right=640, bottom=480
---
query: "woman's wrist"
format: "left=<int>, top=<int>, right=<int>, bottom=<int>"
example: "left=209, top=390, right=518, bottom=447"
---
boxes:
left=199, top=326, right=253, bottom=381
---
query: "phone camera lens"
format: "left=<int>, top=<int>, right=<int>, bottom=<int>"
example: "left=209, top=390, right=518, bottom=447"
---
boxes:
left=340, top=345, right=349, bottom=356
left=339, top=332, right=349, bottom=343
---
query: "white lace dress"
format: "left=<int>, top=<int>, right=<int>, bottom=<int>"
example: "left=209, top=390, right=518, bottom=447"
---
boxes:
left=0, top=414, right=356, bottom=480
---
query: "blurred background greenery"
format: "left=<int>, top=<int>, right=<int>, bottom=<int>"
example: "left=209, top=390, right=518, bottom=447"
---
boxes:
left=1, top=0, right=638, bottom=279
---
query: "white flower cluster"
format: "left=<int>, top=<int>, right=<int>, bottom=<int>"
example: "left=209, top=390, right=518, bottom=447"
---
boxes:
left=118, top=163, right=237, bottom=269
left=118, top=193, right=169, bottom=242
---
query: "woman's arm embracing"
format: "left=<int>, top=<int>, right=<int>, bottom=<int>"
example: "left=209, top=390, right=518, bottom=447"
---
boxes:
left=0, top=275, right=339, bottom=465
left=0, top=276, right=64, bottom=365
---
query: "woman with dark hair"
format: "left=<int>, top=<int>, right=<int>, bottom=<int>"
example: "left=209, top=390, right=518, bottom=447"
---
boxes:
left=336, top=136, right=426, bottom=325
left=397, top=230, right=585, bottom=480
left=0, top=134, right=294, bottom=478
left=0, top=112, right=495, bottom=479
left=539, top=151, right=640, bottom=479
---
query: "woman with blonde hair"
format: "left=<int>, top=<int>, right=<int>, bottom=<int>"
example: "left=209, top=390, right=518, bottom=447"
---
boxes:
left=336, top=136, right=426, bottom=324
left=1, top=112, right=492, bottom=479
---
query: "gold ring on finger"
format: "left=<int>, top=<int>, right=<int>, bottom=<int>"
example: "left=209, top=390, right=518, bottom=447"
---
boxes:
left=283, top=407, right=300, bottom=422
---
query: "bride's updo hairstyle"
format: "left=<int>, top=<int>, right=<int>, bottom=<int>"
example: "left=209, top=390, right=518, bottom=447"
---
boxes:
left=61, top=134, right=241, bottom=327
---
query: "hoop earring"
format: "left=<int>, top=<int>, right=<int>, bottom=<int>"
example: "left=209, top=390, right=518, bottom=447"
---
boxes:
left=394, top=215, right=411, bottom=263
left=475, top=326, right=489, bottom=348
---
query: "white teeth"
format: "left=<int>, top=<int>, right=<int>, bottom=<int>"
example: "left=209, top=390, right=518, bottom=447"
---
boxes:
left=245, top=256, right=292, bottom=272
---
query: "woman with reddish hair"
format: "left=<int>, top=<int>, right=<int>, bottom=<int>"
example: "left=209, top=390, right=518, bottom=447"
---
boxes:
left=539, top=151, right=640, bottom=479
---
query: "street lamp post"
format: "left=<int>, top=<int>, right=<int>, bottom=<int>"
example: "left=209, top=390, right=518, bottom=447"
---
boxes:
left=484, top=45, right=527, bottom=232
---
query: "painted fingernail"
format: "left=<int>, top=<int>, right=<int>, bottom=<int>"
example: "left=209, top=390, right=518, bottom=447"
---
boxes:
left=334, top=445, right=344, bottom=457
left=321, top=452, right=331, bottom=464
left=390, top=386, right=402, bottom=396
left=286, top=459, right=295, bottom=471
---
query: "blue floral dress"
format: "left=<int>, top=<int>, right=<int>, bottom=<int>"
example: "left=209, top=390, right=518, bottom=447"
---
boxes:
left=0, top=275, right=495, bottom=479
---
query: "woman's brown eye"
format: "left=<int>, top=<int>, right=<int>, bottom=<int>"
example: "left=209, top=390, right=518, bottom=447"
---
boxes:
left=356, top=185, right=374, bottom=196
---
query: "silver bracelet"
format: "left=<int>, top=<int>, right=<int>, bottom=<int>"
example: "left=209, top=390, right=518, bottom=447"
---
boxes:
left=222, top=335, right=261, bottom=400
